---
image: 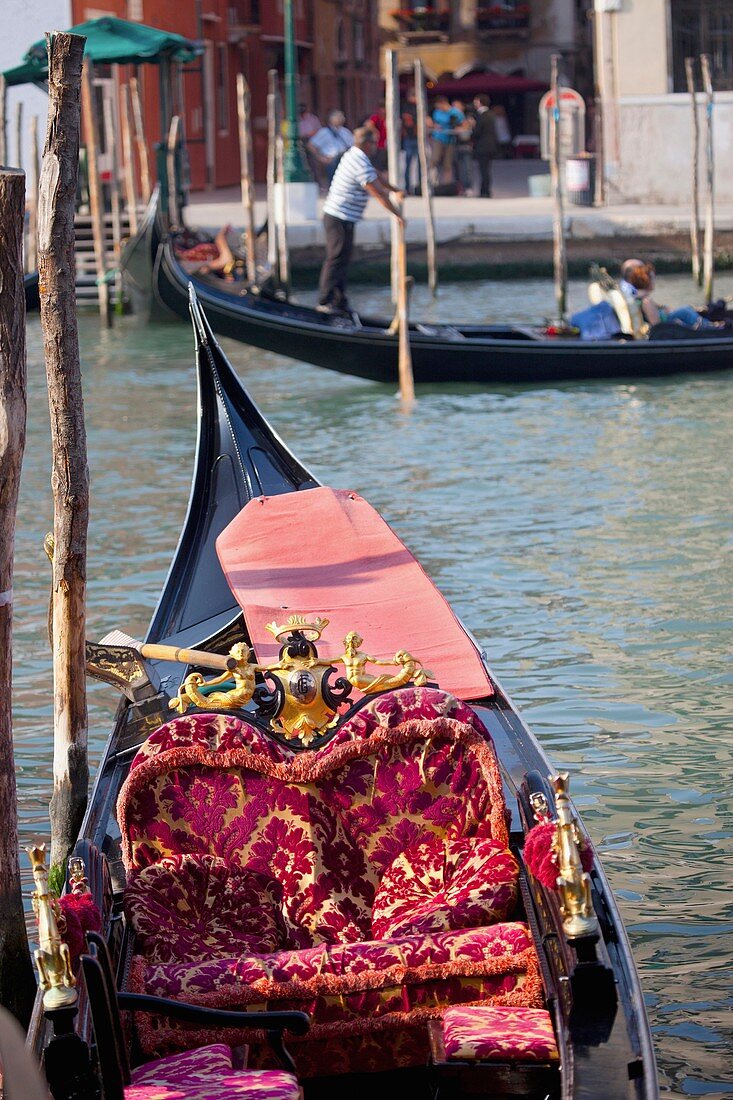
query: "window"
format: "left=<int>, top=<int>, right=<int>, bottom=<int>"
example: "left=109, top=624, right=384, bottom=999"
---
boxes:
left=216, top=43, right=229, bottom=133
left=671, top=0, right=733, bottom=91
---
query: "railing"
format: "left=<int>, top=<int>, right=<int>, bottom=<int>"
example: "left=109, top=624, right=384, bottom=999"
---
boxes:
left=390, top=8, right=451, bottom=34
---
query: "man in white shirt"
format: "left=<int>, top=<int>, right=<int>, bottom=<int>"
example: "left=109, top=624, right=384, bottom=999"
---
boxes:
left=308, top=110, right=354, bottom=185
left=318, top=127, right=405, bottom=314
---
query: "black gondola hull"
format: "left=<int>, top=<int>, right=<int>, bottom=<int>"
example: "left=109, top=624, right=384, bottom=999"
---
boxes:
left=154, top=239, right=733, bottom=386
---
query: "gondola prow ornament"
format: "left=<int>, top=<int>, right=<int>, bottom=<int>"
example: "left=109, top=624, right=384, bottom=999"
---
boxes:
left=167, top=614, right=431, bottom=745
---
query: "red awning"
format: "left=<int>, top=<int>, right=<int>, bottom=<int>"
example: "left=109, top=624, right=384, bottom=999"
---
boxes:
left=430, top=72, right=547, bottom=97
left=216, top=487, right=494, bottom=702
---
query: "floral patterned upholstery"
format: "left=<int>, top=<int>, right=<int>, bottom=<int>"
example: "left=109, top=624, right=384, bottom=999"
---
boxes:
left=117, top=688, right=544, bottom=1073
left=125, top=855, right=286, bottom=962
left=442, top=1006, right=560, bottom=1063
left=128, top=1043, right=300, bottom=1099
left=371, top=836, right=519, bottom=940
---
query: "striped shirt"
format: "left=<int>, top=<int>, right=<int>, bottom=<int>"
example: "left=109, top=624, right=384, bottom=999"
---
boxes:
left=323, top=146, right=378, bottom=223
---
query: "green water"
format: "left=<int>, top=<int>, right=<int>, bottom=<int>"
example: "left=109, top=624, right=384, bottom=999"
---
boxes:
left=13, top=274, right=733, bottom=1097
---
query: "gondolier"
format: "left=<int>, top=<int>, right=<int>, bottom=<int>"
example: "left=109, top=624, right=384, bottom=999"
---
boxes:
left=317, top=127, right=405, bottom=314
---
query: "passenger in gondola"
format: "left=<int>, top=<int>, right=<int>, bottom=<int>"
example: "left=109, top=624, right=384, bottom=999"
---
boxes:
left=317, top=127, right=405, bottom=315
left=619, top=259, right=718, bottom=331
left=178, top=225, right=244, bottom=281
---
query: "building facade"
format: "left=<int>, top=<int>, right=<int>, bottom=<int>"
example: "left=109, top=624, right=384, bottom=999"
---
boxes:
left=594, top=0, right=733, bottom=203
left=377, top=0, right=591, bottom=134
left=68, top=0, right=381, bottom=189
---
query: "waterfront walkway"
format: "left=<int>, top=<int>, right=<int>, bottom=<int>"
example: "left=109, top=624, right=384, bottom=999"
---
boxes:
left=185, top=160, right=733, bottom=253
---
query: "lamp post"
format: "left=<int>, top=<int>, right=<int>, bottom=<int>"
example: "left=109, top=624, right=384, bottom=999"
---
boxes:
left=283, top=0, right=311, bottom=182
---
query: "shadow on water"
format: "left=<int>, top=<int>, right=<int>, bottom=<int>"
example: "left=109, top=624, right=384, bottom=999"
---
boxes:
left=13, top=272, right=733, bottom=1099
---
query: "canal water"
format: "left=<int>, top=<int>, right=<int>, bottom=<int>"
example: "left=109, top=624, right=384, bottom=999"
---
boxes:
left=14, top=274, right=733, bottom=1098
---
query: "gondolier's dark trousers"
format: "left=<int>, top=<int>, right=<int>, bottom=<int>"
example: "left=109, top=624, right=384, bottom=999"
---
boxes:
left=319, top=213, right=356, bottom=309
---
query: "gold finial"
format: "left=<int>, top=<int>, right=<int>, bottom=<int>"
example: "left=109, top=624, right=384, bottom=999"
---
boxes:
left=550, top=774, right=599, bottom=939
left=265, top=615, right=330, bottom=643
left=27, top=844, right=77, bottom=1011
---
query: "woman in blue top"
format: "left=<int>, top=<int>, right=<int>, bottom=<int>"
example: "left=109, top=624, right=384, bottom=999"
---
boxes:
left=429, top=96, right=465, bottom=184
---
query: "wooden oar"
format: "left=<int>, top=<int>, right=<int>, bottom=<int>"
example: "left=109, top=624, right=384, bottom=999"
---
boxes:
left=99, top=629, right=237, bottom=671
left=396, top=219, right=415, bottom=406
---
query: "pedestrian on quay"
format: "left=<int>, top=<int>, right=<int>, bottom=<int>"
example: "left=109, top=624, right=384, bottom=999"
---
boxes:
left=299, top=102, right=322, bottom=182
left=472, top=94, right=499, bottom=198
left=452, top=98, right=475, bottom=195
left=429, top=95, right=464, bottom=185
left=308, top=110, right=354, bottom=188
left=401, top=89, right=421, bottom=194
left=368, top=102, right=388, bottom=170
left=317, top=127, right=405, bottom=315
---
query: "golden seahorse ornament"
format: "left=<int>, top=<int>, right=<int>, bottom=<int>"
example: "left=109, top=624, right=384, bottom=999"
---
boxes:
left=169, top=642, right=259, bottom=714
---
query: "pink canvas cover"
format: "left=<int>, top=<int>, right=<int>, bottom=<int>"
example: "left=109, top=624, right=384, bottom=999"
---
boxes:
left=215, top=488, right=493, bottom=702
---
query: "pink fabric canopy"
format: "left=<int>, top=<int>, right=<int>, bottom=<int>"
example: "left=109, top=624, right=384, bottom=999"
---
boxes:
left=216, top=488, right=493, bottom=701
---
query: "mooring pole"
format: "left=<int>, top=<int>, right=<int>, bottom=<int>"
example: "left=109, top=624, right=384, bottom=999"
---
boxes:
left=414, top=58, right=437, bottom=296
left=38, top=32, right=90, bottom=876
left=103, top=95, right=123, bottom=311
left=14, top=101, right=23, bottom=170
left=685, top=58, right=702, bottom=287
left=130, top=74, right=151, bottom=203
left=121, top=83, right=139, bottom=236
left=237, top=73, right=257, bottom=286
left=0, top=76, right=6, bottom=165
left=550, top=55, right=568, bottom=321
left=0, top=165, right=36, bottom=1027
left=27, top=116, right=40, bottom=274
left=700, top=54, right=715, bottom=303
left=385, top=48, right=401, bottom=305
left=81, top=61, right=111, bottom=325
left=266, top=70, right=278, bottom=280
left=274, top=87, right=290, bottom=296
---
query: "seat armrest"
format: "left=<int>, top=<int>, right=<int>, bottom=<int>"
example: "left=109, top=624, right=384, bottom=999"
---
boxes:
left=117, top=993, right=309, bottom=1035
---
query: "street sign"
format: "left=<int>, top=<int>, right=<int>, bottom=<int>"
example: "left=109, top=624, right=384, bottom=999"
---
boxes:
left=539, top=87, right=586, bottom=160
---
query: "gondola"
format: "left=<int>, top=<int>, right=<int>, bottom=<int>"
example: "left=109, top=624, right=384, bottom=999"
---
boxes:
left=25, top=288, right=658, bottom=1100
left=130, top=189, right=733, bottom=386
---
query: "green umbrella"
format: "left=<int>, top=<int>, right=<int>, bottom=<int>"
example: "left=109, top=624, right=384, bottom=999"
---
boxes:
left=2, top=15, right=201, bottom=86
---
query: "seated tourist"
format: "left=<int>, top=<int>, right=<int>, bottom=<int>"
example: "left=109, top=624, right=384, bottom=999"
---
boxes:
left=619, top=259, right=717, bottom=330
left=178, top=225, right=246, bottom=281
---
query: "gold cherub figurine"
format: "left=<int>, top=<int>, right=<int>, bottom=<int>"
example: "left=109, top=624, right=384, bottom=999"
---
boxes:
left=341, top=630, right=431, bottom=694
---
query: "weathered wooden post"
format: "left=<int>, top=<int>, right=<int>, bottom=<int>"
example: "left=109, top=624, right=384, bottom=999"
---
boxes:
left=266, top=70, right=278, bottom=279
left=130, top=74, right=151, bottom=203
left=165, top=114, right=181, bottom=227
left=27, top=116, right=40, bottom=273
left=274, top=87, right=290, bottom=296
left=121, top=83, right=139, bottom=236
left=14, top=101, right=23, bottom=170
left=685, top=58, right=702, bottom=286
left=81, top=61, right=111, bottom=325
left=103, top=95, right=123, bottom=311
left=700, top=54, right=715, bottom=303
left=0, top=165, right=36, bottom=1026
left=0, top=76, right=7, bottom=165
left=37, top=32, right=90, bottom=875
left=385, top=48, right=401, bottom=304
left=550, top=54, right=568, bottom=320
left=237, top=73, right=257, bottom=286
left=414, top=58, right=437, bottom=296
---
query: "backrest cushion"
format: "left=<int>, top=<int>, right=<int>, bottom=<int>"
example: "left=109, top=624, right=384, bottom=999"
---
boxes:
left=124, top=854, right=285, bottom=962
left=371, top=836, right=519, bottom=940
left=118, top=688, right=508, bottom=949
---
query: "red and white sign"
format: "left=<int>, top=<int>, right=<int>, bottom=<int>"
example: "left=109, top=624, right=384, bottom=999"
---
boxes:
left=539, top=87, right=586, bottom=160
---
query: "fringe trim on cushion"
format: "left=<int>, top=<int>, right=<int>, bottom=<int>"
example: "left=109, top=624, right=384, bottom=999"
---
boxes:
left=131, top=943, right=539, bottom=1007
left=131, top=966, right=545, bottom=1058
left=117, top=717, right=508, bottom=868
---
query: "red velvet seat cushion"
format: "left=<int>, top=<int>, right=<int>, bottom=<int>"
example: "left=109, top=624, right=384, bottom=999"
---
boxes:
left=129, top=1043, right=300, bottom=1098
left=130, top=922, right=542, bottom=1058
left=442, top=1005, right=559, bottom=1062
left=124, top=855, right=286, bottom=963
left=371, top=836, right=519, bottom=940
